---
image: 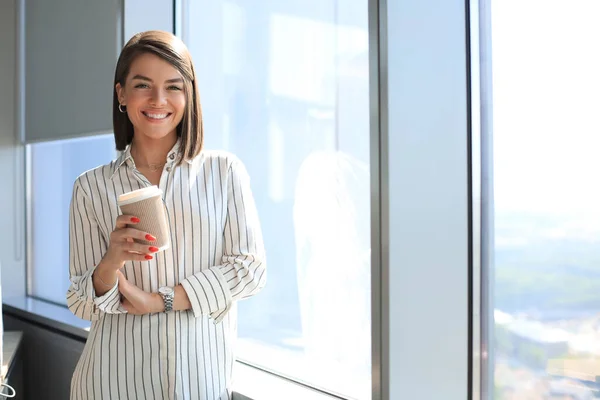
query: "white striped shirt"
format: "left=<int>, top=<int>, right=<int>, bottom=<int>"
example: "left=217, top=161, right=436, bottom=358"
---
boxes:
left=66, top=140, right=266, bottom=400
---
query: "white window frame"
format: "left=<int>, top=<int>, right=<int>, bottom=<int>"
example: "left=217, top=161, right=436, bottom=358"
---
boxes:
left=378, top=0, right=478, bottom=398
left=470, top=0, right=495, bottom=399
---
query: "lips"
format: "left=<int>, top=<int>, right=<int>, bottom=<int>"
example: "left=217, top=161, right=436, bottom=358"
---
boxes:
left=142, top=111, right=172, bottom=120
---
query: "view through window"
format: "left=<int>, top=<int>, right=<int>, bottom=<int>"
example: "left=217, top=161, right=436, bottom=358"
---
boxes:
left=491, top=1, right=600, bottom=398
left=30, top=135, right=116, bottom=304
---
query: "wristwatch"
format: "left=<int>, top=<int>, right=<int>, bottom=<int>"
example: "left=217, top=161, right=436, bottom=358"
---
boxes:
left=158, top=286, right=175, bottom=312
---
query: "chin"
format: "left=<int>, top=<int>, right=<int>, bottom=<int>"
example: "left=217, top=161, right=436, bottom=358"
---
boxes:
left=134, top=128, right=178, bottom=142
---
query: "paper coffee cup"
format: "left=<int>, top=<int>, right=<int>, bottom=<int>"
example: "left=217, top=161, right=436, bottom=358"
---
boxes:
left=118, top=186, right=170, bottom=252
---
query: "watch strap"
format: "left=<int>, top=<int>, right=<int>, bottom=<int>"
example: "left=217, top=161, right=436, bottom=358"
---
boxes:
left=161, top=289, right=174, bottom=312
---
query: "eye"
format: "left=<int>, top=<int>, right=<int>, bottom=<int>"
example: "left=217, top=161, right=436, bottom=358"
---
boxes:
left=134, top=83, right=150, bottom=89
left=168, top=85, right=183, bottom=91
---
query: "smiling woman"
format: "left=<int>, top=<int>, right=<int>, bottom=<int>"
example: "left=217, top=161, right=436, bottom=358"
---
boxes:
left=65, top=30, right=266, bottom=400
left=112, top=30, right=203, bottom=163
left=116, top=54, right=186, bottom=140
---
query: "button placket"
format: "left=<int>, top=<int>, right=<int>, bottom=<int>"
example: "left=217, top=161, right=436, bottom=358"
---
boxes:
left=165, top=153, right=176, bottom=172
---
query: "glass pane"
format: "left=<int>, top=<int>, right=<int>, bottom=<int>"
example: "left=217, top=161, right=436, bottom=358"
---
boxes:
left=183, top=1, right=371, bottom=398
left=30, top=135, right=116, bottom=304
left=492, top=1, right=600, bottom=398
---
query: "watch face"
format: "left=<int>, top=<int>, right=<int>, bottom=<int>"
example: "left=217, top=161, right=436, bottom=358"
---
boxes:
left=158, top=286, right=174, bottom=295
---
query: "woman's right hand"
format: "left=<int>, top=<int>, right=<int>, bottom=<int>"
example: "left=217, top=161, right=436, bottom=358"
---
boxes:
left=100, top=215, right=160, bottom=271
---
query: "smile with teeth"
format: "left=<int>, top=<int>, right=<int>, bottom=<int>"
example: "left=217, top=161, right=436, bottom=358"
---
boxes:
left=143, top=111, right=171, bottom=120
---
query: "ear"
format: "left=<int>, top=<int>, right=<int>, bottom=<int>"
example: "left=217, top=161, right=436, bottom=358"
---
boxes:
left=115, top=82, right=125, bottom=105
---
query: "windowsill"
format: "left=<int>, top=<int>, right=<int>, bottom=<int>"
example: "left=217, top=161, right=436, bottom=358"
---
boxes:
left=2, top=296, right=340, bottom=400
left=232, top=362, right=341, bottom=400
left=3, top=296, right=90, bottom=340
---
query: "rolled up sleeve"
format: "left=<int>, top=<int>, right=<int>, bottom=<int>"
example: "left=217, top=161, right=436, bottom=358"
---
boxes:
left=181, top=158, right=266, bottom=323
left=66, top=179, right=126, bottom=321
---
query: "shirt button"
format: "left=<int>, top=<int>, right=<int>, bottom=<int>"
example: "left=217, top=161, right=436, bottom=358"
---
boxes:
left=166, top=166, right=172, bottom=172
left=169, top=153, right=176, bottom=160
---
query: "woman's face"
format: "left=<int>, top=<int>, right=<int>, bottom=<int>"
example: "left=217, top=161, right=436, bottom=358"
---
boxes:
left=116, top=52, right=186, bottom=142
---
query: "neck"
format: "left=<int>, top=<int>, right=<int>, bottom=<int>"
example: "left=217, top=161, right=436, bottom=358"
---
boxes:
left=130, top=132, right=178, bottom=168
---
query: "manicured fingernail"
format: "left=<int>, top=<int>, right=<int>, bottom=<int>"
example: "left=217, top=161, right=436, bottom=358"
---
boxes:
left=149, top=246, right=159, bottom=252
left=131, top=217, right=140, bottom=223
left=145, top=234, right=156, bottom=241
left=145, top=255, right=153, bottom=260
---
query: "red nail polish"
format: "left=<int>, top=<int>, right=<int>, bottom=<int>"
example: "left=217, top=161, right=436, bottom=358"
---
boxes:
left=145, top=234, right=156, bottom=241
left=149, top=246, right=159, bottom=252
left=131, top=217, right=140, bottom=223
left=145, top=255, right=153, bottom=260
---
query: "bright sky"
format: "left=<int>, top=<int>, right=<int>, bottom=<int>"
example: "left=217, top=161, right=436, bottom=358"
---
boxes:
left=492, top=0, right=600, bottom=216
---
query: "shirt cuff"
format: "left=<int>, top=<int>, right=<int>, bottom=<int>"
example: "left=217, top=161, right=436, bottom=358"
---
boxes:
left=181, top=267, right=233, bottom=323
left=89, top=268, right=126, bottom=314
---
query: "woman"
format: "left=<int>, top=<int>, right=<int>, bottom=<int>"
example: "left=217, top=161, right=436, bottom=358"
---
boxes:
left=66, top=30, right=266, bottom=400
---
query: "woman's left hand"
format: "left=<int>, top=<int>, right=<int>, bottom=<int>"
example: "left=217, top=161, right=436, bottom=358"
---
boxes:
left=116, top=270, right=163, bottom=315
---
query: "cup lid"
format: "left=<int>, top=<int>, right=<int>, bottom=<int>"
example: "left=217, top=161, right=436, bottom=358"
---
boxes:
left=118, top=186, right=162, bottom=205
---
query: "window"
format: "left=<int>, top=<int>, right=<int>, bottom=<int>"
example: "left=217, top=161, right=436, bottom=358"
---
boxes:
left=179, top=1, right=371, bottom=398
left=491, top=1, right=600, bottom=398
left=29, top=135, right=116, bottom=304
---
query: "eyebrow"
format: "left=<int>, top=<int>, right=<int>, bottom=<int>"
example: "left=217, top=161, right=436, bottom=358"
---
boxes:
left=131, top=74, right=183, bottom=84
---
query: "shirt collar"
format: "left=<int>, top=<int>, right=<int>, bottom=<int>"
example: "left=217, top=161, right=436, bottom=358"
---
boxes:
left=109, top=138, right=193, bottom=180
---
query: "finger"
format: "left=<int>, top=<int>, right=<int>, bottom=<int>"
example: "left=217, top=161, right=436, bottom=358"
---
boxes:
left=123, top=242, right=160, bottom=255
left=120, top=250, right=154, bottom=262
left=114, top=228, right=157, bottom=243
left=115, top=215, right=140, bottom=230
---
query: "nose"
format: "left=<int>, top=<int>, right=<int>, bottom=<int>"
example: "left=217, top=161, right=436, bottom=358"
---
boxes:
left=150, top=87, right=167, bottom=106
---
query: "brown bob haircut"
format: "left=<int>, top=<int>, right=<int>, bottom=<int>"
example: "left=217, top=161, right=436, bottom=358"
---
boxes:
left=113, top=30, right=203, bottom=164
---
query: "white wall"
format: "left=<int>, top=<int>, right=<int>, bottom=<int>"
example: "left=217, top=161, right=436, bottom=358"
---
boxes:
left=0, top=0, right=26, bottom=299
